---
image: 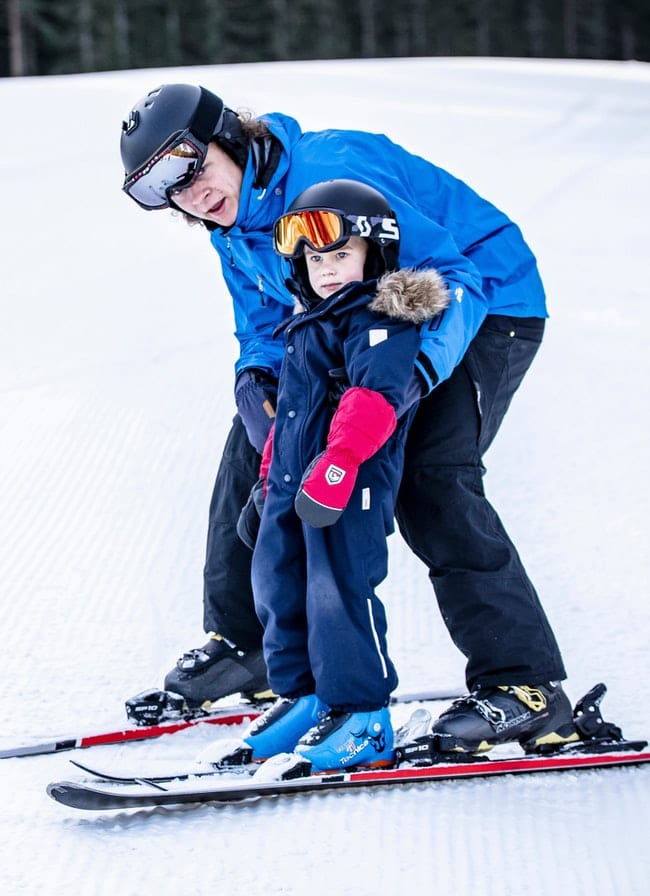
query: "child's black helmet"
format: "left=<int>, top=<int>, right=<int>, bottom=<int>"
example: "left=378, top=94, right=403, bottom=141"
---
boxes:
left=275, top=179, right=400, bottom=299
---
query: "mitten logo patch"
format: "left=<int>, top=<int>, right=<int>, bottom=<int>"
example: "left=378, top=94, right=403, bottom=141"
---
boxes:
left=325, top=464, right=346, bottom=485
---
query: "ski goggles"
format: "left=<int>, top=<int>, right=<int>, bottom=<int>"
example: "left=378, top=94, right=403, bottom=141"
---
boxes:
left=122, top=133, right=207, bottom=210
left=274, top=208, right=399, bottom=257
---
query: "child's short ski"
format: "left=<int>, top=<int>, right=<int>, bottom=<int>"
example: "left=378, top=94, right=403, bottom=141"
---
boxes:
left=47, top=742, right=650, bottom=812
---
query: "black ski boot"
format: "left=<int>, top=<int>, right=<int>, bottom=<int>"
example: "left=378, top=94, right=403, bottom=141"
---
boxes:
left=430, top=682, right=580, bottom=754
left=163, top=633, right=270, bottom=707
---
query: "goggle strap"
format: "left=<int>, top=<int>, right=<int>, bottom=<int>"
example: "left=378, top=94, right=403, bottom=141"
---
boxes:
left=190, top=87, right=225, bottom=145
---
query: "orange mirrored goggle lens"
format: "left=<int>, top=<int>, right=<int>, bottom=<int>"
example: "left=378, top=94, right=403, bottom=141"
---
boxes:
left=274, top=210, right=345, bottom=257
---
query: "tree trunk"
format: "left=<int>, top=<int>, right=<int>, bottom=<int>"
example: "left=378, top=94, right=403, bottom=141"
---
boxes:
left=475, top=0, right=491, bottom=56
left=165, top=1, right=181, bottom=66
left=270, top=0, right=290, bottom=59
left=563, top=0, right=578, bottom=57
left=79, top=0, right=95, bottom=72
left=620, top=15, right=636, bottom=59
left=526, top=0, right=545, bottom=57
left=8, top=0, right=25, bottom=76
left=114, top=0, right=130, bottom=70
left=359, top=0, right=378, bottom=58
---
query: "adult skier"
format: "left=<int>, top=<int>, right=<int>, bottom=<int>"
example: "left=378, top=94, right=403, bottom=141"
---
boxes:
left=119, top=83, right=577, bottom=753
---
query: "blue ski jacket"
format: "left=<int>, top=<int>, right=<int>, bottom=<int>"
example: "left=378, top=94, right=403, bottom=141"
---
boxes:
left=209, top=113, right=547, bottom=393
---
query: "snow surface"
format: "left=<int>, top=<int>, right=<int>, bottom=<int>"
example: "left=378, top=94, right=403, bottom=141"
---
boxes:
left=1, top=56, right=649, bottom=895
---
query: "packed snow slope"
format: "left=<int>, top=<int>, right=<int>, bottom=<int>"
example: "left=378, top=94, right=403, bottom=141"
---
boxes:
left=1, top=56, right=649, bottom=896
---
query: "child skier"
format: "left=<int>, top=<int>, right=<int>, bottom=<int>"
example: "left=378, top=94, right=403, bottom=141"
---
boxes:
left=238, top=179, right=450, bottom=771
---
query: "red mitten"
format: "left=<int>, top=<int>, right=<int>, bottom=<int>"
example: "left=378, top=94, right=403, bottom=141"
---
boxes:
left=294, top=387, right=397, bottom=527
left=259, top=423, right=274, bottom=491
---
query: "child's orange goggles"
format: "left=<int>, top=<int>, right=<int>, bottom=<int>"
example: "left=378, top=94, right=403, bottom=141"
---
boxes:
left=274, top=209, right=350, bottom=257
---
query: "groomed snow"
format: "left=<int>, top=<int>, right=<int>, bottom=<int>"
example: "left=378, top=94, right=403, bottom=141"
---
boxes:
left=1, top=56, right=649, bottom=895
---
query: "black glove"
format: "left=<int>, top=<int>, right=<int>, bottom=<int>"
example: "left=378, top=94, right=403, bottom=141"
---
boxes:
left=236, top=478, right=267, bottom=551
left=234, top=369, right=278, bottom=453
left=326, top=366, right=350, bottom=408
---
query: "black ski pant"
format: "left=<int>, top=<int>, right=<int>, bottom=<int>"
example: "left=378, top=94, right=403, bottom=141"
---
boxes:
left=202, top=413, right=264, bottom=647
left=202, top=314, right=566, bottom=687
left=396, top=314, right=566, bottom=688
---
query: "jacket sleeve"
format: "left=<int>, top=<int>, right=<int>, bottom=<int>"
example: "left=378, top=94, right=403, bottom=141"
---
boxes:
left=414, top=282, right=487, bottom=391
left=388, top=205, right=487, bottom=392
left=343, top=311, right=423, bottom=419
left=219, top=258, right=288, bottom=378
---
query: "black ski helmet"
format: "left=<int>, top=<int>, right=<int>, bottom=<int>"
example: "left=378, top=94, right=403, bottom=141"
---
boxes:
left=120, top=83, right=248, bottom=209
left=277, top=179, right=400, bottom=300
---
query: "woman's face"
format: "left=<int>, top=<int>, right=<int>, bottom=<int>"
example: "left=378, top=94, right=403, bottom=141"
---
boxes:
left=171, top=142, right=243, bottom=228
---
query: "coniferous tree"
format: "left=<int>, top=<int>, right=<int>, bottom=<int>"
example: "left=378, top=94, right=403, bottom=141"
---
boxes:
left=1, top=0, right=649, bottom=77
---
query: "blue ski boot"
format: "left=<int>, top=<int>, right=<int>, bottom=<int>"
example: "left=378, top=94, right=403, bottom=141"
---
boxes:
left=244, top=695, right=328, bottom=760
left=295, top=708, right=394, bottom=771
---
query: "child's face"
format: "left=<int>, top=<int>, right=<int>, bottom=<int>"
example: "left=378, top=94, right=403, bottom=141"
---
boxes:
left=304, top=237, right=368, bottom=300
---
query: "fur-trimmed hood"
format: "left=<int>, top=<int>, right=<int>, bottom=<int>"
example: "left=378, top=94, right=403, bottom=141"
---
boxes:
left=369, top=268, right=451, bottom=324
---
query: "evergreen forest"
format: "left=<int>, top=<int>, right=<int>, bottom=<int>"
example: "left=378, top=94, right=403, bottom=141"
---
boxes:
left=3, top=0, right=649, bottom=78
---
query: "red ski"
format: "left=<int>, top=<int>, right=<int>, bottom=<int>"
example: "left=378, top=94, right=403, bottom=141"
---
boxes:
left=0, top=687, right=459, bottom=759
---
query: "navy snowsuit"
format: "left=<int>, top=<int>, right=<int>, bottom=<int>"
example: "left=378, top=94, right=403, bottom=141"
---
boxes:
left=251, top=281, right=421, bottom=710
